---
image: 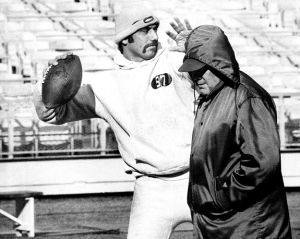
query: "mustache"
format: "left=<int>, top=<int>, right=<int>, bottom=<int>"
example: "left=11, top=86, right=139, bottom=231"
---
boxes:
left=143, top=41, right=158, bottom=53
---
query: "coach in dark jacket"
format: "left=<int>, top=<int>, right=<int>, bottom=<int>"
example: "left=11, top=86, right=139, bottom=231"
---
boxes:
left=179, top=25, right=292, bottom=239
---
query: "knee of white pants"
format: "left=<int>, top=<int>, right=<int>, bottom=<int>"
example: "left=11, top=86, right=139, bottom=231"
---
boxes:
left=127, top=175, right=191, bottom=239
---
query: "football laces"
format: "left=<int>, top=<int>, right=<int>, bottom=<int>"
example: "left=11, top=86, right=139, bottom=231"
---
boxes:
left=42, top=64, right=53, bottom=83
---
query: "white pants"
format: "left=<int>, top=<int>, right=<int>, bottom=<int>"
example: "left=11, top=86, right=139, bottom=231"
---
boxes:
left=127, top=173, right=192, bottom=239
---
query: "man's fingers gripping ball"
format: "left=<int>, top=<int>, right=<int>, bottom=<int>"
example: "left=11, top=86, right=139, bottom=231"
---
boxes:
left=42, top=54, right=82, bottom=109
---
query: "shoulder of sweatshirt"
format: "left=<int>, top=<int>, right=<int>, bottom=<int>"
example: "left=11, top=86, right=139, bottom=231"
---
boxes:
left=81, top=50, right=188, bottom=87
left=158, top=49, right=185, bottom=67
left=162, top=50, right=191, bottom=82
left=81, top=69, right=122, bottom=86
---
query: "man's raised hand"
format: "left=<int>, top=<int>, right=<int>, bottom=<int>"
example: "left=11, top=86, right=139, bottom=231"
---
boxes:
left=166, top=18, right=192, bottom=52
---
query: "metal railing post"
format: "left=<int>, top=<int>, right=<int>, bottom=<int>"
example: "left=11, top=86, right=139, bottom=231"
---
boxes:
left=278, top=95, right=286, bottom=149
left=8, top=118, right=14, bottom=159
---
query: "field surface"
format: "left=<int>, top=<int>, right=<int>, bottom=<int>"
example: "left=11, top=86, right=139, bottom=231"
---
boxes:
left=0, top=190, right=299, bottom=238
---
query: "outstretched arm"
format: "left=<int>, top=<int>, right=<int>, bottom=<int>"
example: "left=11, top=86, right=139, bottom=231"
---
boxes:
left=34, top=83, right=98, bottom=125
left=33, top=53, right=98, bottom=124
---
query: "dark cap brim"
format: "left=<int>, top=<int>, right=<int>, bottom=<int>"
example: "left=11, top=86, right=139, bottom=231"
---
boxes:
left=178, top=58, right=206, bottom=72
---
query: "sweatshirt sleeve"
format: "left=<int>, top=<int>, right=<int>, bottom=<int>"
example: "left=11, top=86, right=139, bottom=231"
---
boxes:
left=226, top=97, right=280, bottom=203
left=34, top=82, right=99, bottom=125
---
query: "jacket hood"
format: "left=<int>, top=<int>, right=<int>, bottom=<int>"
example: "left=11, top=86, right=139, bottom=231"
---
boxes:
left=182, top=25, right=240, bottom=85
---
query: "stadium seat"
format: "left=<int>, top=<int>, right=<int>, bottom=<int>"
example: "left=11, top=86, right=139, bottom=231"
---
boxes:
left=23, top=20, right=55, bottom=32
left=0, top=63, right=9, bottom=73
left=275, top=35, right=300, bottom=48
left=36, top=121, right=71, bottom=147
left=83, top=19, right=115, bottom=30
left=240, top=65, right=266, bottom=76
left=49, top=39, right=84, bottom=51
left=213, top=0, right=246, bottom=11
left=55, top=1, right=89, bottom=13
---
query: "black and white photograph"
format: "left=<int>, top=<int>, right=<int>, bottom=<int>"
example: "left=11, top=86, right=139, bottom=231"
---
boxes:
left=0, top=0, right=299, bottom=238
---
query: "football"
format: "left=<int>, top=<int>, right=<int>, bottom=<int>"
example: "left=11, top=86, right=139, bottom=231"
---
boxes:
left=42, top=54, right=82, bottom=109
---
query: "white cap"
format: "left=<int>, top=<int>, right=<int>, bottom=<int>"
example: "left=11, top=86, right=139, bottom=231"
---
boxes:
left=115, top=5, right=159, bottom=44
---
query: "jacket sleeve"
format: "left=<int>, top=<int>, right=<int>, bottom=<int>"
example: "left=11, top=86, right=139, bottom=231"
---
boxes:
left=225, top=97, right=281, bottom=204
left=34, top=83, right=99, bottom=125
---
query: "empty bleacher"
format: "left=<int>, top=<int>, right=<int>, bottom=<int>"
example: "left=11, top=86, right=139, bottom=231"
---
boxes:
left=1, top=0, right=300, bottom=159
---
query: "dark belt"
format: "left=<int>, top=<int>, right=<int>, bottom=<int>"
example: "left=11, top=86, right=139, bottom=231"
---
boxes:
left=145, top=168, right=189, bottom=178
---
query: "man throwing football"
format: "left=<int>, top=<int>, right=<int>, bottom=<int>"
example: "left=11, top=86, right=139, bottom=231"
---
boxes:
left=34, top=4, right=195, bottom=239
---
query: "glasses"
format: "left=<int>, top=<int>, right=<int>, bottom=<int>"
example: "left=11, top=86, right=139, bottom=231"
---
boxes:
left=188, top=65, right=208, bottom=80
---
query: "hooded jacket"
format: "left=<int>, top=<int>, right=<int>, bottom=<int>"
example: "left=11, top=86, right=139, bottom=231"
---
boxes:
left=185, top=25, right=291, bottom=238
left=34, top=48, right=196, bottom=176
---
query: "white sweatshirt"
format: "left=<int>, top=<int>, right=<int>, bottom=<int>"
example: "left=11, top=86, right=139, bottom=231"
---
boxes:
left=35, top=49, right=197, bottom=176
